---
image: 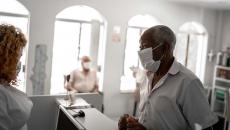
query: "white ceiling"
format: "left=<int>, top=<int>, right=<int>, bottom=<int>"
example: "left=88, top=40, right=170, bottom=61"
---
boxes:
left=165, top=0, right=230, bottom=10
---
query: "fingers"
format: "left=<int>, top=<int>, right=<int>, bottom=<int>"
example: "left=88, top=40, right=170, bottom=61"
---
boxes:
left=118, top=114, right=129, bottom=124
left=127, top=116, right=138, bottom=123
left=118, top=114, right=129, bottom=129
left=127, top=128, right=140, bottom=130
left=127, top=122, right=146, bottom=130
left=127, top=122, right=139, bottom=128
left=127, top=128, right=142, bottom=130
left=118, top=114, right=144, bottom=130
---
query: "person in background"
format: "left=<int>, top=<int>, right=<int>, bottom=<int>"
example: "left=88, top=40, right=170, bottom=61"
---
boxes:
left=65, top=56, right=99, bottom=93
left=0, top=24, right=33, bottom=130
left=118, top=25, right=218, bottom=130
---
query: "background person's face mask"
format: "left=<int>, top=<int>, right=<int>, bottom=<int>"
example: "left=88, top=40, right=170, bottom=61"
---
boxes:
left=138, top=45, right=163, bottom=72
left=83, top=62, right=91, bottom=70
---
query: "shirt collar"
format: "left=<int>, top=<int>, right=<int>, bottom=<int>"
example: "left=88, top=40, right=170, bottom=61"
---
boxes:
left=146, top=58, right=180, bottom=78
left=147, top=59, right=180, bottom=94
left=168, top=59, right=180, bottom=75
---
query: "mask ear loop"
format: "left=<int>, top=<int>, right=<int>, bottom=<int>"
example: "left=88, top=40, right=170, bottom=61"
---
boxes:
left=152, top=42, right=164, bottom=61
left=152, top=42, right=163, bottom=51
left=160, top=43, right=171, bottom=63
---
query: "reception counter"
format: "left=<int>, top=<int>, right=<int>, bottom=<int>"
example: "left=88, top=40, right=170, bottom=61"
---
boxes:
left=56, top=98, right=118, bottom=130
left=27, top=93, right=104, bottom=130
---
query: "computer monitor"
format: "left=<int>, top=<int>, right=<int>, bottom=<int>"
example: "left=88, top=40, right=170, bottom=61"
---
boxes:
left=56, top=108, right=79, bottom=130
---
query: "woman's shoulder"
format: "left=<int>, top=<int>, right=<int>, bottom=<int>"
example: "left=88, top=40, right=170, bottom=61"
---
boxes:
left=0, top=85, right=10, bottom=109
left=0, top=85, right=33, bottom=130
left=0, top=84, right=28, bottom=103
left=0, top=84, right=9, bottom=97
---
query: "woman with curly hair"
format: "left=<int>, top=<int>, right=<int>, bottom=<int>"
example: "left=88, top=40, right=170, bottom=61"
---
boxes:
left=0, top=24, right=33, bottom=130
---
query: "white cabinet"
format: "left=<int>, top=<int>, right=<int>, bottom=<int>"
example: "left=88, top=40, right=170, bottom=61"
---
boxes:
left=211, top=65, right=230, bottom=130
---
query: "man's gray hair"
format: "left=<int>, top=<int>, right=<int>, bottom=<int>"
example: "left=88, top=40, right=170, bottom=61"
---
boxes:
left=150, top=25, right=176, bottom=50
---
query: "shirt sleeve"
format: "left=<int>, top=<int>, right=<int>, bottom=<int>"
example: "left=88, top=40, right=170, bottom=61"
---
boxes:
left=0, top=91, right=10, bottom=130
left=179, top=79, right=218, bottom=129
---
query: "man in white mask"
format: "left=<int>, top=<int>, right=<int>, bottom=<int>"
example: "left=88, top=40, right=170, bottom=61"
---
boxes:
left=118, top=25, right=217, bottom=130
left=65, top=56, right=99, bottom=93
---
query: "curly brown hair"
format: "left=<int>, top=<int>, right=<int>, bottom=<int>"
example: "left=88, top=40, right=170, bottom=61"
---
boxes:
left=0, top=24, right=27, bottom=85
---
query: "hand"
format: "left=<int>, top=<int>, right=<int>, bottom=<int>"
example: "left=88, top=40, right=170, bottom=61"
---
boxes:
left=65, top=85, right=73, bottom=91
left=130, top=66, right=137, bottom=72
left=66, top=87, right=72, bottom=91
left=132, top=71, right=137, bottom=78
left=64, top=82, right=72, bottom=91
left=130, top=66, right=138, bottom=78
left=118, top=114, right=129, bottom=130
left=118, top=114, right=146, bottom=130
left=127, top=116, right=146, bottom=130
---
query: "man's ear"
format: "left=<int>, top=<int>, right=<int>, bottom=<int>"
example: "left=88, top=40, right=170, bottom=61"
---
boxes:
left=164, top=42, right=170, bottom=50
left=163, top=42, right=172, bottom=56
left=162, top=42, right=169, bottom=53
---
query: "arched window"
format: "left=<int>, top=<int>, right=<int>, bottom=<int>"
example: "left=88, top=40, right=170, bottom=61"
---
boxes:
left=51, top=5, right=106, bottom=94
left=174, top=21, right=208, bottom=83
left=0, top=0, right=30, bottom=92
left=120, top=15, right=160, bottom=92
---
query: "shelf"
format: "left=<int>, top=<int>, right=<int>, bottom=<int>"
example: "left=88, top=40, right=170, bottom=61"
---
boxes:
left=216, top=65, right=230, bottom=71
left=215, top=111, right=225, bottom=118
left=215, top=77, right=230, bottom=83
left=215, top=99, right=225, bottom=104
left=212, top=65, right=229, bottom=124
left=215, top=85, right=230, bottom=91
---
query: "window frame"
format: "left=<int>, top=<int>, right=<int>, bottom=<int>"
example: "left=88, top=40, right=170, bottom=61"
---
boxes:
left=56, top=18, right=104, bottom=61
left=175, top=22, right=208, bottom=83
left=122, top=25, right=147, bottom=75
left=120, top=26, right=147, bottom=93
left=51, top=18, right=105, bottom=94
left=0, top=12, right=28, bottom=18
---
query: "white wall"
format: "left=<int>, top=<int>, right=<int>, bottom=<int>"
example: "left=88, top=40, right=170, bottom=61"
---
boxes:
left=202, top=10, right=224, bottom=86
left=17, top=0, right=220, bottom=118
left=220, top=11, right=230, bottom=51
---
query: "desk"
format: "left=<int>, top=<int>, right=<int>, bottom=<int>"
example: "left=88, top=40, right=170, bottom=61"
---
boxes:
left=56, top=99, right=118, bottom=130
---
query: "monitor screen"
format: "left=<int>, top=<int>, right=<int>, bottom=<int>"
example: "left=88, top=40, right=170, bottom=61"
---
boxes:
left=56, top=108, right=79, bottom=130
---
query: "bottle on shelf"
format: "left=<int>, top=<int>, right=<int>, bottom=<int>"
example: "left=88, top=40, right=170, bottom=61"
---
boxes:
left=227, top=47, right=230, bottom=67
left=217, top=52, right=223, bottom=65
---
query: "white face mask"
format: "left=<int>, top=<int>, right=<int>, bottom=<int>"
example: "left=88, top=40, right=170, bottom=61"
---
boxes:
left=83, top=62, right=91, bottom=70
left=138, top=47, right=162, bottom=72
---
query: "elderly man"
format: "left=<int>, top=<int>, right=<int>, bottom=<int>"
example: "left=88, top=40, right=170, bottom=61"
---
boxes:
left=119, top=25, right=217, bottom=130
left=66, top=56, right=99, bottom=93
